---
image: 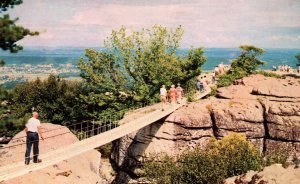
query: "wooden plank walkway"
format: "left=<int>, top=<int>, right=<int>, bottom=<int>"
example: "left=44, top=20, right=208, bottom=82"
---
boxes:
left=0, top=89, right=210, bottom=182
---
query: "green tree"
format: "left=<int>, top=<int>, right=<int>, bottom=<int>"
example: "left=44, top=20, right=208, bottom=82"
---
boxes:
left=10, top=75, right=87, bottom=124
left=79, top=25, right=206, bottom=118
left=295, top=53, right=300, bottom=66
left=0, top=0, right=39, bottom=65
left=230, top=45, right=265, bottom=74
left=0, top=0, right=22, bottom=11
left=217, top=45, right=265, bottom=87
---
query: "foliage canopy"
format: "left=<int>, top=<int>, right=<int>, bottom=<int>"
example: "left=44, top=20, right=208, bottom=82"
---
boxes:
left=0, top=0, right=22, bottom=12
left=0, top=75, right=89, bottom=137
left=217, top=45, right=265, bottom=87
left=79, top=25, right=206, bottom=118
left=0, top=0, right=39, bottom=65
left=11, top=75, right=86, bottom=123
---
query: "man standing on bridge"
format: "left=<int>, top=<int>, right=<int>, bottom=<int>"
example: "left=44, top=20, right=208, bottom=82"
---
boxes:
left=25, top=112, right=44, bottom=165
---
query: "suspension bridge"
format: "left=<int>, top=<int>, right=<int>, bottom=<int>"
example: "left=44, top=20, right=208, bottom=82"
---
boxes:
left=0, top=90, right=210, bottom=182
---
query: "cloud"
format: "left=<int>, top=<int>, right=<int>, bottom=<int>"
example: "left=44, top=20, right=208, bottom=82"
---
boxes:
left=268, top=35, right=300, bottom=41
left=11, top=0, right=300, bottom=48
left=65, top=4, right=187, bottom=28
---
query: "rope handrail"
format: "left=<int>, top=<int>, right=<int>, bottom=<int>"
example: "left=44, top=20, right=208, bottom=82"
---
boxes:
left=0, top=121, right=119, bottom=150
left=0, top=87, right=198, bottom=151
left=0, top=131, right=73, bottom=150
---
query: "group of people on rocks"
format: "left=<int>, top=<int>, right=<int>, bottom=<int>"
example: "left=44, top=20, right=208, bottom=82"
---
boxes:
left=160, top=84, right=184, bottom=111
left=214, top=62, right=228, bottom=76
left=274, top=65, right=293, bottom=72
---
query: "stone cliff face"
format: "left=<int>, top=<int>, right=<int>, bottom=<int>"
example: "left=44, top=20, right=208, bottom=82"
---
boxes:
left=111, top=74, right=300, bottom=183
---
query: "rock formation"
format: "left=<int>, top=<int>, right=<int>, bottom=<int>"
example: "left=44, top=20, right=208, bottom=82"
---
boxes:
left=111, top=74, right=300, bottom=183
left=0, top=123, right=109, bottom=184
left=224, top=164, right=300, bottom=184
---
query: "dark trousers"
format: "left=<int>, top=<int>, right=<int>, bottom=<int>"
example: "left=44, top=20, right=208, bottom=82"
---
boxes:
left=25, top=132, right=39, bottom=163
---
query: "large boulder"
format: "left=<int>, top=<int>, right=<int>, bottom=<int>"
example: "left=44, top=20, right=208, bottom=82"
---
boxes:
left=264, top=101, right=300, bottom=142
left=0, top=123, right=107, bottom=184
left=211, top=99, right=265, bottom=138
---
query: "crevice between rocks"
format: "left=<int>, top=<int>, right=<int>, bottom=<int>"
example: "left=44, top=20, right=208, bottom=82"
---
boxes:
left=251, top=91, right=299, bottom=99
left=210, top=110, right=219, bottom=138
left=259, top=101, right=270, bottom=154
left=165, top=120, right=213, bottom=130
left=154, top=135, right=211, bottom=142
left=266, top=137, right=300, bottom=143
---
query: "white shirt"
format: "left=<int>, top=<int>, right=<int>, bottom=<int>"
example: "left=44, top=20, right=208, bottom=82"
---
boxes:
left=160, top=88, right=167, bottom=96
left=26, top=117, right=41, bottom=133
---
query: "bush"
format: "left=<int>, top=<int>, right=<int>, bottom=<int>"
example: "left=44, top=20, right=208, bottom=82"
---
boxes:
left=143, top=133, right=261, bottom=184
left=255, top=70, right=281, bottom=78
left=217, top=73, right=236, bottom=87
left=178, top=149, right=226, bottom=184
left=262, top=146, right=289, bottom=167
left=209, top=86, right=217, bottom=96
left=144, top=155, right=177, bottom=184
left=206, top=133, right=261, bottom=177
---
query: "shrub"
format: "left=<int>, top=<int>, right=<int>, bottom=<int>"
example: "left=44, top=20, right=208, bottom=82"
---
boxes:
left=255, top=70, right=281, bottom=78
left=217, top=73, right=236, bottom=87
left=262, top=145, right=289, bottom=167
left=144, top=155, right=177, bottom=184
left=209, top=86, right=217, bottom=96
left=177, top=149, right=227, bottom=184
left=206, top=133, right=261, bottom=177
left=143, top=133, right=261, bottom=184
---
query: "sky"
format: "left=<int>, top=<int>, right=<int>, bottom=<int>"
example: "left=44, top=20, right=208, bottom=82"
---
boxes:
left=6, top=0, right=300, bottom=48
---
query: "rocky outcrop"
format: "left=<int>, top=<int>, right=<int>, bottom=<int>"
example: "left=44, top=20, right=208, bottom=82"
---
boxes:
left=224, top=164, right=300, bottom=184
left=0, top=123, right=109, bottom=184
left=111, top=74, right=300, bottom=182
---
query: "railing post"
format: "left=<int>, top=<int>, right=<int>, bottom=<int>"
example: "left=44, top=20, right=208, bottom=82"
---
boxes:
left=92, top=121, right=94, bottom=136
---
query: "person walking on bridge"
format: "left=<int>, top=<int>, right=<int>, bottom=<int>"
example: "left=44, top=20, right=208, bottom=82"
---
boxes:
left=169, top=84, right=177, bottom=105
left=160, top=85, right=167, bottom=111
left=25, top=111, right=44, bottom=165
left=176, top=83, right=184, bottom=104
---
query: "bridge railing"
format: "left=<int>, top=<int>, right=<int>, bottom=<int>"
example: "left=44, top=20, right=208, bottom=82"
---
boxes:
left=0, top=99, right=161, bottom=165
left=0, top=85, right=201, bottom=165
